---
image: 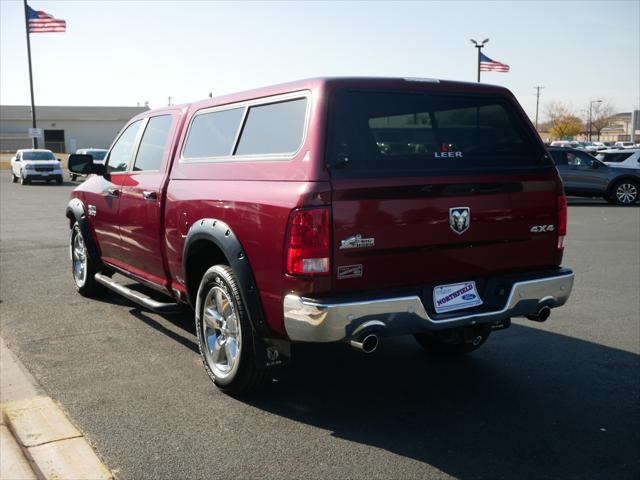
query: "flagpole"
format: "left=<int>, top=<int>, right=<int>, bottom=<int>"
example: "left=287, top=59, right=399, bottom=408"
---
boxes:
left=23, top=0, right=38, bottom=148
left=470, top=38, right=489, bottom=83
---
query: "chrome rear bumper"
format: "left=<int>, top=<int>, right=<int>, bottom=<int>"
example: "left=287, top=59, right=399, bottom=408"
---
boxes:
left=283, top=270, right=575, bottom=343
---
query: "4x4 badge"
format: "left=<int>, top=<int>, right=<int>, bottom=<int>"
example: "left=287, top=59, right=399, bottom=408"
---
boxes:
left=449, top=207, right=470, bottom=234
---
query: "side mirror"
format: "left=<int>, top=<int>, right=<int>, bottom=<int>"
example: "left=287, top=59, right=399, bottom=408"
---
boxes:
left=14, top=157, right=20, bottom=162
left=68, top=154, right=105, bottom=175
left=57, top=158, right=62, bottom=162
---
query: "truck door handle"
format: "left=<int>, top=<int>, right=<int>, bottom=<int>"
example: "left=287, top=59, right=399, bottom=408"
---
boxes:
left=106, top=187, right=120, bottom=197
left=142, top=190, right=157, bottom=200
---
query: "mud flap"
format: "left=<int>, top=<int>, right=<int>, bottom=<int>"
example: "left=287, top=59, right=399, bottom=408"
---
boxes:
left=253, top=336, right=291, bottom=369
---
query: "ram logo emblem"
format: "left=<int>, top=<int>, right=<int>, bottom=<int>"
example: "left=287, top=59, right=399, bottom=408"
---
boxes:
left=449, top=207, right=470, bottom=234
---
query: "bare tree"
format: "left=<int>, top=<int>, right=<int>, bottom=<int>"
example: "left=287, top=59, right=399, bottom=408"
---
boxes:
left=586, top=101, right=616, bottom=141
left=545, top=101, right=584, bottom=140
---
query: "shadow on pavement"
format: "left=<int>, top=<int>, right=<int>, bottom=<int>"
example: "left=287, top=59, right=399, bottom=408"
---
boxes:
left=243, top=325, right=639, bottom=480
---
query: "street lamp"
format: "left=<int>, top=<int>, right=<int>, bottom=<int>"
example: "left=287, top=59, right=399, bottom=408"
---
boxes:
left=589, top=99, right=602, bottom=142
left=470, top=38, right=489, bottom=82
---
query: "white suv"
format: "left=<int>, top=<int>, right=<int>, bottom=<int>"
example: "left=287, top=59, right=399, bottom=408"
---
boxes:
left=10, top=149, right=64, bottom=185
left=614, top=141, right=636, bottom=149
left=596, top=149, right=640, bottom=169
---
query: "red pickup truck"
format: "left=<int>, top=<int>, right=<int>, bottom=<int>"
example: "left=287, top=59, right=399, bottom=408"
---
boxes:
left=66, top=77, right=575, bottom=394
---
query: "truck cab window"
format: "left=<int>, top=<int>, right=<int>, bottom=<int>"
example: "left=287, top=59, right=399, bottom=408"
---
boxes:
left=106, top=120, right=142, bottom=173
left=134, top=115, right=173, bottom=171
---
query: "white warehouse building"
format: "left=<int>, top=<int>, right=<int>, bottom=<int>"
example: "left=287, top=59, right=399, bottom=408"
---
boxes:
left=0, top=105, right=149, bottom=153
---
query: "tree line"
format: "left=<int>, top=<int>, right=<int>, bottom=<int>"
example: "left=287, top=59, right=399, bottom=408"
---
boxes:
left=538, top=101, right=616, bottom=140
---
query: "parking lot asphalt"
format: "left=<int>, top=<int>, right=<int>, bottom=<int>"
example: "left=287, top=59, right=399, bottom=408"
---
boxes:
left=0, top=170, right=638, bottom=480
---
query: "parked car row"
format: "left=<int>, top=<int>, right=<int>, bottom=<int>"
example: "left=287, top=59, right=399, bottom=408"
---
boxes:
left=9, top=147, right=109, bottom=185
left=549, top=140, right=640, bottom=153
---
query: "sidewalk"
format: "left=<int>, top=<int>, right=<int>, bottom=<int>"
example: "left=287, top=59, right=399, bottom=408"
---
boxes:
left=0, top=337, right=111, bottom=480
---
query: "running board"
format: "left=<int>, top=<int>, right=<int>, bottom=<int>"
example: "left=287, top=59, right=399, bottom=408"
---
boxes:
left=94, top=273, right=180, bottom=314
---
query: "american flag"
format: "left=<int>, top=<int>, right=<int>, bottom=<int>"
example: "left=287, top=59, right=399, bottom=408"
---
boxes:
left=26, top=4, right=66, bottom=33
left=479, top=52, right=509, bottom=73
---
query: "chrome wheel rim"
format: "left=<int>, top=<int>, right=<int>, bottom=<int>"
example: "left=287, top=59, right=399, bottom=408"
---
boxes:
left=202, top=286, right=241, bottom=379
left=616, top=183, right=637, bottom=204
left=72, top=228, right=87, bottom=287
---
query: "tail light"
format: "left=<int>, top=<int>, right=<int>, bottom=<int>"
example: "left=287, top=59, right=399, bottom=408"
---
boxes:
left=285, top=207, right=330, bottom=275
left=557, top=195, right=567, bottom=250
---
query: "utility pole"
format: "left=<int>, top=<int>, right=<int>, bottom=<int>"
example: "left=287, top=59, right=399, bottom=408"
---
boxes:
left=534, top=86, right=544, bottom=130
left=589, top=99, right=602, bottom=142
left=23, top=0, right=37, bottom=148
left=470, top=38, right=489, bottom=82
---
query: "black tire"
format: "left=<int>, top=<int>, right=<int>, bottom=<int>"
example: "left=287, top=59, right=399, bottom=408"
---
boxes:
left=56, top=176, right=63, bottom=185
left=608, top=179, right=639, bottom=205
left=11, top=173, right=17, bottom=183
left=414, top=326, right=491, bottom=355
left=70, top=223, right=103, bottom=296
left=195, top=265, right=268, bottom=395
left=70, top=174, right=77, bottom=181
left=19, top=174, right=29, bottom=185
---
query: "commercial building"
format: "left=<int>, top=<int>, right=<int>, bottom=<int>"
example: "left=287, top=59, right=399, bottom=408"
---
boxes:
left=599, top=111, right=640, bottom=142
left=0, top=105, right=148, bottom=153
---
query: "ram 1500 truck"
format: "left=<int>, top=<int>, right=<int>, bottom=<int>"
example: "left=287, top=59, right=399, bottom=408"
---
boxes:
left=66, top=77, right=575, bottom=394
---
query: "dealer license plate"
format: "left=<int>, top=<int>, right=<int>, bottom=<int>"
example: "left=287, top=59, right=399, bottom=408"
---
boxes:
left=433, top=281, right=483, bottom=314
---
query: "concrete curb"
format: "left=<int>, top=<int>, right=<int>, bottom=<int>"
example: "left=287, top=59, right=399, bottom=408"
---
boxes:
left=1, top=338, right=112, bottom=480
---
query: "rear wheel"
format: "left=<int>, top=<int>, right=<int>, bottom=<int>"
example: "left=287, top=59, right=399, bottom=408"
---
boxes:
left=195, top=265, right=268, bottom=395
left=70, top=223, right=102, bottom=296
left=414, top=326, right=491, bottom=355
left=609, top=180, right=638, bottom=205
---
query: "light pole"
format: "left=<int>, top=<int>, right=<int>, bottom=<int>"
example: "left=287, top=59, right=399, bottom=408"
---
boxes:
left=589, top=99, right=602, bottom=142
left=534, top=86, right=545, bottom=130
left=470, top=38, right=489, bottom=82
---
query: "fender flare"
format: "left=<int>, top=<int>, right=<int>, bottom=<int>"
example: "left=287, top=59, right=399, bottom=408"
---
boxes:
left=183, top=219, right=289, bottom=369
left=183, top=218, right=269, bottom=336
left=65, top=198, right=103, bottom=270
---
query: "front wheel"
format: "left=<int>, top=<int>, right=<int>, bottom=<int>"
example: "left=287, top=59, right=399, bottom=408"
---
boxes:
left=609, top=180, right=638, bottom=205
left=414, top=326, right=491, bottom=355
left=70, top=223, right=102, bottom=296
left=19, top=174, right=29, bottom=185
left=56, top=176, right=63, bottom=185
left=70, top=174, right=77, bottom=181
left=195, top=265, right=268, bottom=395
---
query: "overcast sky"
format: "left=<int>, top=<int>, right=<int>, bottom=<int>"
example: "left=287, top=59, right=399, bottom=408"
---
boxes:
left=1, top=0, right=638, bottom=122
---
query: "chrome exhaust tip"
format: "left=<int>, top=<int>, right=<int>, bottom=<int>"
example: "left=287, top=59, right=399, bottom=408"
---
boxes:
left=526, top=305, right=551, bottom=322
left=350, top=333, right=379, bottom=353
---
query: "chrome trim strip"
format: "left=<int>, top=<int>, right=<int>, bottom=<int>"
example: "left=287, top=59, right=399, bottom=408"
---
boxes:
left=283, top=273, right=575, bottom=343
